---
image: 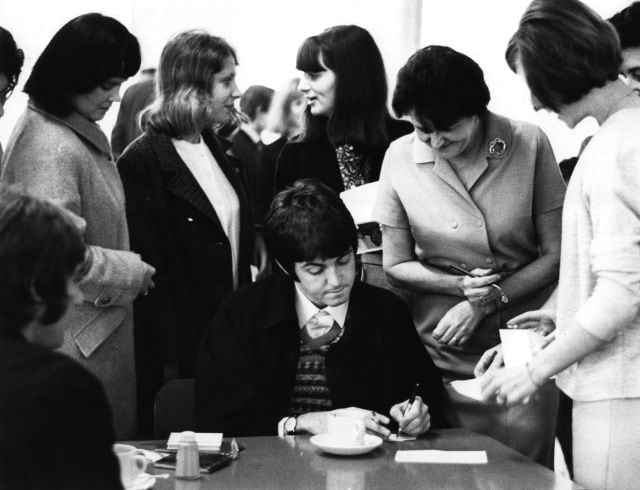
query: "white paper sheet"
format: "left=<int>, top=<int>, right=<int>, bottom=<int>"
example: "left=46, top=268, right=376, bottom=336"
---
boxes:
left=499, top=329, right=541, bottom=368
left=167, top=432, right=222, bottom=450
left=340, top=182, right=379, bottom=225
left=395, top=450, right=488, bottom=464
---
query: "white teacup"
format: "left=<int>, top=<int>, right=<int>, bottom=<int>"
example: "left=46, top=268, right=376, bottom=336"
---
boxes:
left=327, top=413, right=366, bottom=446
left=113, top=443, right=148, bottom=487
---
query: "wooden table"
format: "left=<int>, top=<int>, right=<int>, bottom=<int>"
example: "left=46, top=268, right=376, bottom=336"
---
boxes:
left=134, top=428, right=580, bottom=489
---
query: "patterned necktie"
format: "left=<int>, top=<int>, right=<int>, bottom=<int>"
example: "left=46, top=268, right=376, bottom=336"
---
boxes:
left=305, top=310, right=335, bottom=339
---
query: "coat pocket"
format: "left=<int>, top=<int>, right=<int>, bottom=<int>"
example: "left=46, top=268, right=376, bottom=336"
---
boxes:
left=71, top=302, right=126, bottom=358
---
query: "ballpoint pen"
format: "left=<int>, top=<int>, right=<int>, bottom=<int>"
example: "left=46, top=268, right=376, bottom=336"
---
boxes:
left=397, top=382, right=420, bottom=436
left=448, top=264, right=509, bottom=303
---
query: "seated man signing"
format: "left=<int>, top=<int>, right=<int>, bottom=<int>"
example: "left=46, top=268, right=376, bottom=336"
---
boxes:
left=196, top=179, right=446, bottom=437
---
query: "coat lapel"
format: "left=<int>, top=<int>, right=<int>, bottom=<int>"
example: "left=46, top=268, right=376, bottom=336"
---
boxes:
left=151, top=130, right=224, bottom=231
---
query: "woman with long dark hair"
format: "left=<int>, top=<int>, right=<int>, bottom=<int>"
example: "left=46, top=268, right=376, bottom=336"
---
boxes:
left=276, top=25, right=411, bottom=291
left=276, top=24, right=410, bottom=192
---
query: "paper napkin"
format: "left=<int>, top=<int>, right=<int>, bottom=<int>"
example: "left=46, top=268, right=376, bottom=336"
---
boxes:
left=395, top=450, right=488, bottom=464
left=167, top=432, right=222, bottom=451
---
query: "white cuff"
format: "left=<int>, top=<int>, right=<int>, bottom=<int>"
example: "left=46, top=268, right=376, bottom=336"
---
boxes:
left=277, top=417, right=288, bottom=438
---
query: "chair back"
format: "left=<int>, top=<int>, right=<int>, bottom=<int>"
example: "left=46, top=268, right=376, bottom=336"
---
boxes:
left=154, top=378, right=196, bottom=439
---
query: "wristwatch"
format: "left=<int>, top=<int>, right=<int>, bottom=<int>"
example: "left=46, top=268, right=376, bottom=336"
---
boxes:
left=284, top=416, right=298, bottom=435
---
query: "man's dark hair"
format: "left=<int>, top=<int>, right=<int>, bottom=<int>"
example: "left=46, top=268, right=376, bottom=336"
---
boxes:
left=0, top=186, right=85, bottom=332
left=0, top=27, right=24, bottom=95
left=264, top=179, right=357, bottom=279
left=24, top=12, right=140, bottom=117
left=609, top=2, right=640, bottom=50
left=392, top=45, right=490, bottom=131
left=240, top=85, right=274, bottom=121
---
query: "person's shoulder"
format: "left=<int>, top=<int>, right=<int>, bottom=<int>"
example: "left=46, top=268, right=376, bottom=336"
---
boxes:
left=118, top=130, right=162, bottom=164
left=221, top=273, right=290, bottom=311
left=282, top=132, right=327, bottom=151
left=11, top=105, right=77, bottom=146
left=3, top=341, right=104, bottom=399
left=603, top=107, right=640, bottom=138
left=498, top=113, right=544, bottom=141
left=588, top=108, right=640, bottom=168
left=384, top=131, right=415, bottom=161
left=43, top=348, right=104, bottom=389
left=352, top=281, right=407, bottom=312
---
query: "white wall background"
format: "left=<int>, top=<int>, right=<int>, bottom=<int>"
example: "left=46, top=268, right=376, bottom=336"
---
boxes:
left=0, top=0, right=632, bottom=161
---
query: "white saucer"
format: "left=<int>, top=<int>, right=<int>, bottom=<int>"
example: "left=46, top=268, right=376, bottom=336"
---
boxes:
left=310, top=433, right=383, bottom=455
left=125, top=472, right=155, bottom=490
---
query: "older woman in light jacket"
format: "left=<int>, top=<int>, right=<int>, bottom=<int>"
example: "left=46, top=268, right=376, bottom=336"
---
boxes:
left=1, top=13, right=155, bottom=439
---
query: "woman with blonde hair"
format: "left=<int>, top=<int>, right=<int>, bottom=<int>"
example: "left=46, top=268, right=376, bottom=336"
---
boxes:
left=118, top=30, right=264, bottom=436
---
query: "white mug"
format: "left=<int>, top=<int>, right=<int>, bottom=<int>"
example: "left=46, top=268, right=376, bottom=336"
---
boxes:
left=327, top=413, right=366, bottom=446
left=113, top=443, right=148, bottom=487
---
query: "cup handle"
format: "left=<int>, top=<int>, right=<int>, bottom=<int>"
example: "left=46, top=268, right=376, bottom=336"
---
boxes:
left=133, top=455, right=148, bottom=473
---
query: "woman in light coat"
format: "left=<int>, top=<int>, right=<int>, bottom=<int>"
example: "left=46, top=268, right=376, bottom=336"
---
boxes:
left=1, top=13, right=155, bottom=439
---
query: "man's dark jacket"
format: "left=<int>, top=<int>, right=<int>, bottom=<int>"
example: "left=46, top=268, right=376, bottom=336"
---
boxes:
left=196, top=273, right=447, bottom=436
left=0, top=332, right=121, bottom=489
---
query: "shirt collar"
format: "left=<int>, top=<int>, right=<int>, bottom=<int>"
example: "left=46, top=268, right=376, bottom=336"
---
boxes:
left=411, top=111, right=513, bottom=165
left=294, top=284, right=349, bottom=329
left=240, top=124, right=262, bottom=145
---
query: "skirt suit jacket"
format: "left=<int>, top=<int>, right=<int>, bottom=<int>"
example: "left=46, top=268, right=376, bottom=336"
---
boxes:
left=1, top=101, right=151, bottom=439
left=117, top=128, right=253, bottom=377
left=374, top=112, right=566, bottom=466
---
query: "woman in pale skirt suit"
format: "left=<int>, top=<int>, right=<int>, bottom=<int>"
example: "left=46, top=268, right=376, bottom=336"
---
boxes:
left=374, top=45, right=565, bottom=467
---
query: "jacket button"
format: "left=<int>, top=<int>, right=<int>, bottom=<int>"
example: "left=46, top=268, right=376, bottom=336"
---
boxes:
left=98, top=296, right=111, bottom=306
left=460, top=263, right=468, bottom=269
left=450, top=221, right=458, bottom=229
left=476, top=220, right=483, bottom=227
left=485, top=258, right=493, bottom=264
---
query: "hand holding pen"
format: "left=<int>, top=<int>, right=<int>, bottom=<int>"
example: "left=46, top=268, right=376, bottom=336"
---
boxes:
left=449, top=264, right=509, bottom=305
left=390, top=383, right=431, bottom=437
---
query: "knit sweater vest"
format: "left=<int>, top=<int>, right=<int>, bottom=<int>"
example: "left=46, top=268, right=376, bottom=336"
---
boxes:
left=287, top=322, right=342, bottom=416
